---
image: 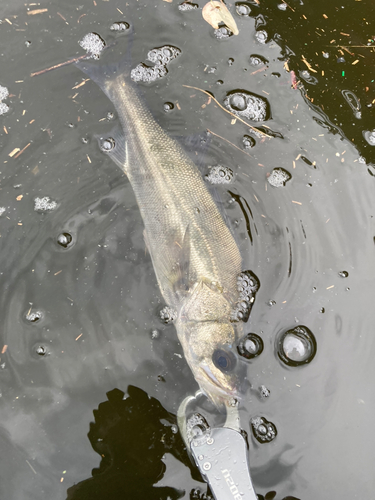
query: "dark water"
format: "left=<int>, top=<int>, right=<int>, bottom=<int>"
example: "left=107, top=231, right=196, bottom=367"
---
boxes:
left=0, top=1, right=374, bottom=499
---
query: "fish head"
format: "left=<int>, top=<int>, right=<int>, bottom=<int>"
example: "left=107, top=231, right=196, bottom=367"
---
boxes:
left=178, top=320, right=242, bottom=407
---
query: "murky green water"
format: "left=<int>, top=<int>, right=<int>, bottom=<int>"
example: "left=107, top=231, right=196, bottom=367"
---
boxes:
left=0, top=1, right=374, bottom=499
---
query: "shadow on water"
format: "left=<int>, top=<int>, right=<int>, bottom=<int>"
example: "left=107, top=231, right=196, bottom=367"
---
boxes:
left=66, top=386, right=201, bottom=500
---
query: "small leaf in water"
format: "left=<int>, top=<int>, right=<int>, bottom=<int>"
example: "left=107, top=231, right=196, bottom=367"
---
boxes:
left=202, top=1, right=239, bottom=35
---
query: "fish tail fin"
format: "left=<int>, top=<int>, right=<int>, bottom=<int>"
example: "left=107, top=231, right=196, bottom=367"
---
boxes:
left=75, top=40, right=133, bottom=99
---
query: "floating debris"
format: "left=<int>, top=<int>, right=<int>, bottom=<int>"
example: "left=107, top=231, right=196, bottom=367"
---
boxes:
left=202, top=1, right=239, bottom=35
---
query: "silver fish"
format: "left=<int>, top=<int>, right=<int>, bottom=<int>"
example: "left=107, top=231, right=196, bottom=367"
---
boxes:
left=77, top=50, right=257, bottom=407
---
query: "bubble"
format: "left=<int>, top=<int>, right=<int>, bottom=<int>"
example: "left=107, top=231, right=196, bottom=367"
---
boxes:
left=255, top=30, right=268, bottom=44
left=81, top=137, right=89, bottom=144
left=249, top=54, right=268, bottom=66
left=187, top=413, right=211, bottom=446
left=229, top=94, right=247, bottom=112
left=151, top=329, right=160, bottom=339
left=320, top=307, right=325, bottom=313
left=299, top=70, right=318, bottom=85
left=163, top=102, right=174, bottom=112
left=0, top=102, right=9, bottom=115
left=25, top=310, right=43, bottom=323
left=267, top=168, right=291, bottom=187
left=147, top=45, right=181, bottom=65
left=25, top=40, right=32, bottom=47
left=277, top=325, right=317, bottom=367
left=31, top=343, right=49, bottom=359
left=237, top=333, right=263, bottom=359
left=79, top=32, right=105, bottom=59
left=214, top=27, right=233, bottom=40
left=259, top=385, right=270, bottom=398
left=342, top=90, right=361, bottom=119
left=277, top=2, right=287, bottom=10
left=106, top=112, right=114, bottom=120
left=57, top=232, right=73, bottom=248
left=109, top=21, right=130, bottom=32
left=243, top=135, right=256, bottom=149
left=338, top=270, right=349, bottom=278
left=100, top=137, right=115, bottom=152
left=0, top=85, right=9, bottom=101
left=251, top=416, right=277, bottom=443
left=337, top=57, right=345, bottom=63
left=322, top=51, right=329, bottom=58
left=131, top=63, right=167, bottom=83
left=205, top=165, right=234, bottom=184
left=178, top=2, right=198, bottom=10
left=228, top=58, right=234, bottom=65
left=157, top=375, right=166, bottom=382
left=34, top=196, right=57, bottom=212
left=363, top=130, right=375, bottom=146
left=0, top=207, right=5, bottom=216
left=232, top=270, right=260, bottom=322
left=224, top=90, right=269, bottom=122
left=160, top=306, right=177, bottom=324
left=236, top=3, right=251, bottom=15
left=216, top=79, right=224, bottom=85
left=131, top=45, right=181, bottom=84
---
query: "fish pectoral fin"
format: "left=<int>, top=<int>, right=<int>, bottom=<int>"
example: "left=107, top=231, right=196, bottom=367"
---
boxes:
left=155, top=226, right=196, bottom=299
left=95, top=125, right=128, bottom=174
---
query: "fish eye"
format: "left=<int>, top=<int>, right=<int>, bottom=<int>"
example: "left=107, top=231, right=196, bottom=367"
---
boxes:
left=212, top=349, right=236, bottom=373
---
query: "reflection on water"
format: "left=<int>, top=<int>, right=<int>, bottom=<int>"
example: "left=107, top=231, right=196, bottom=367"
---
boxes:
left=0, top=0, right=374, bottom=499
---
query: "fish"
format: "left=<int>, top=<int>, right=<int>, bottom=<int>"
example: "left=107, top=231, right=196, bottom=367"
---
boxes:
left=76, top=47, right=258, bottom=408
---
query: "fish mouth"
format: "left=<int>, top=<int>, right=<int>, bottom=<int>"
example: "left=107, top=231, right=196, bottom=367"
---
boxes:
left=197, top=364, right=237, bottom=399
